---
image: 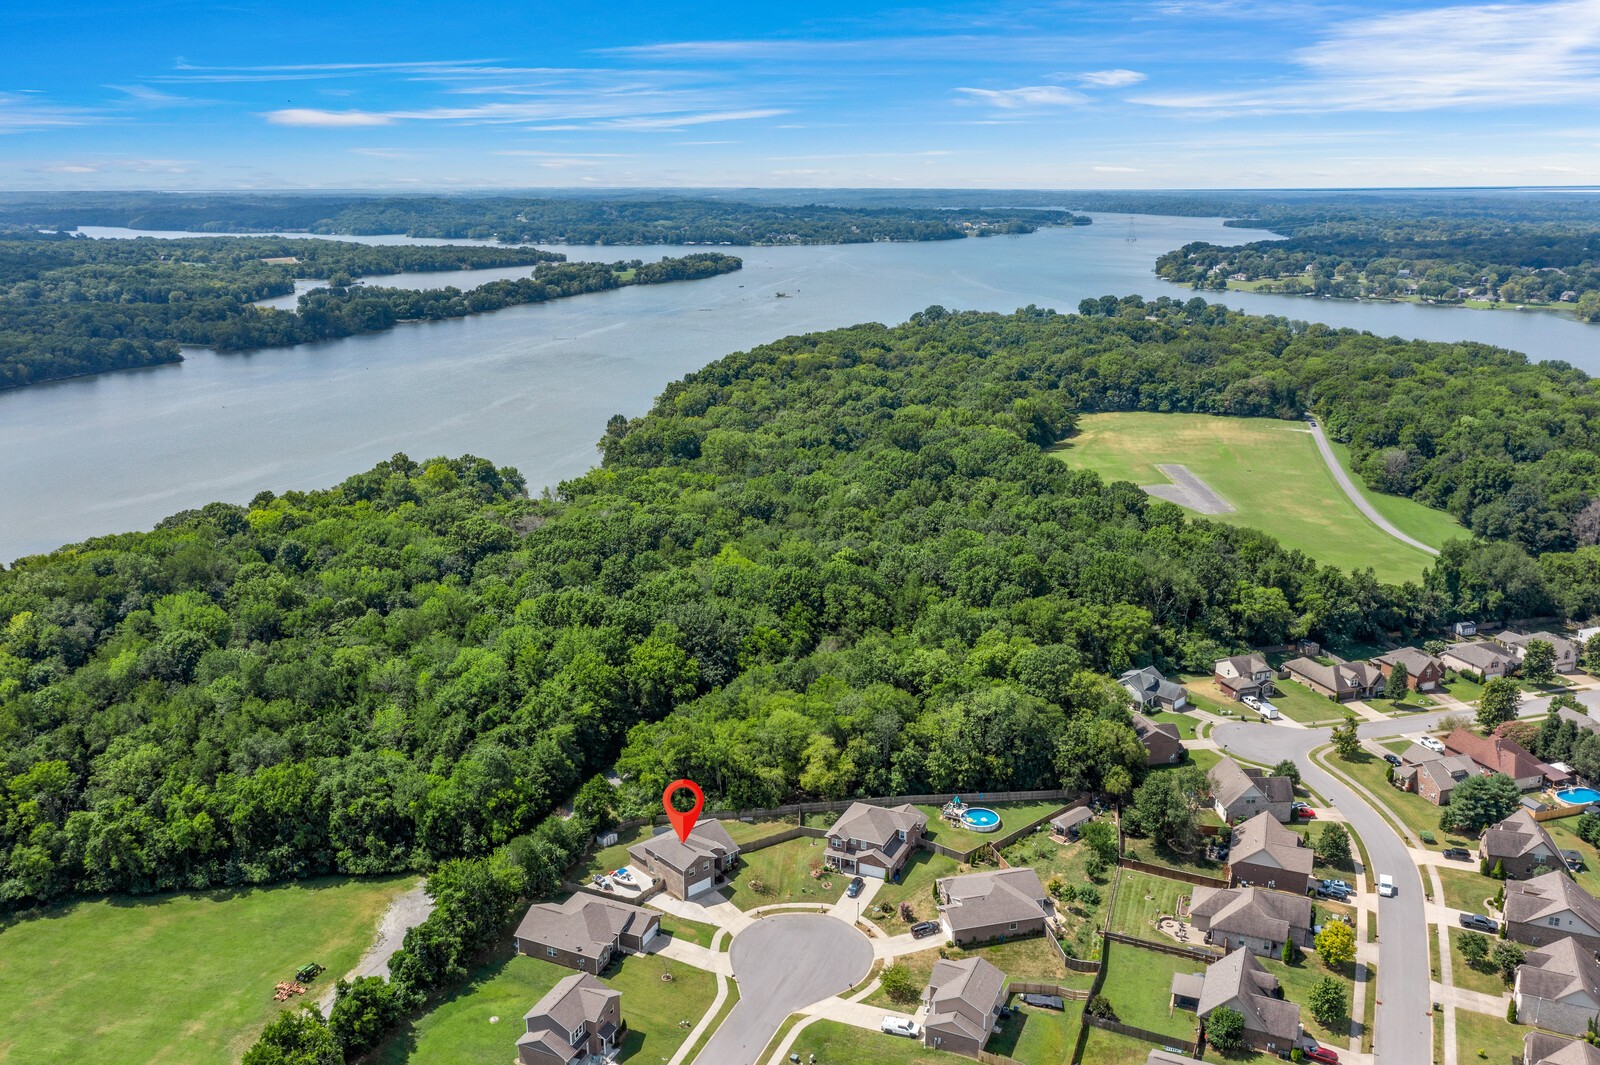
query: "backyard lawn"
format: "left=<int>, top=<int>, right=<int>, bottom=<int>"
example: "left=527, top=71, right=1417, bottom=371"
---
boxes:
left=1435, top=866, right=1498, bottom=913
left=864, top=850, right=963, bottom=934
left=721, top=817, right=800, bottom=845
left=1001, top=830, right=1111, bottom=958
left=914, top=800, right=1069, bottom=852
left=575, top=823, right=656, bottom=883
left=0, top=875, right=414, bottom=1065
left=723, top=835, right=839, bottom=910
left=372, top=950, right=715, bottom=1065
left=1270, top=679, right=1352, bottom=725
left=1179, top=678, right=1239, bottom=717
left=1106, top=869, right=1193, bottom=938
left=866, top=937, right=1083, bottom=1009
left=1096, top=940, right=1204, bottom=1041
left=787, top=1020, right=969, bottom=1064
left=1539, top=817, right=1600, bottom=897
left=1147, top=709, right=1200, bottom=739
left=1447, top=928, right=1511, bottom=997
left=987, top=996, right=1083, bottom=1065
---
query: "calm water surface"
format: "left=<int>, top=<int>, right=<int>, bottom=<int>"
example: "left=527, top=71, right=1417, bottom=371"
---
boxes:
left=3, top=215, right=1596, bottom=560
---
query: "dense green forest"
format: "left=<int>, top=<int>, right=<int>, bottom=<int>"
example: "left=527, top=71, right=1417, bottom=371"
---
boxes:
left=0, top=192, right=1087, bottom=244
left=10, top=296, right=1600, bottom=912
left=0, top=233, right=740, bottom=388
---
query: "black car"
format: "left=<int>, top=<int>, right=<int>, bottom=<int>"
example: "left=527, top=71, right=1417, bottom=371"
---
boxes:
left=911, top=921, right=941, bottom=939
left=1443, top=847, right=1473, bottom=861
left=846, top=876, right=865, bottom=898
left=1383, top=753, right=1402, bottom=767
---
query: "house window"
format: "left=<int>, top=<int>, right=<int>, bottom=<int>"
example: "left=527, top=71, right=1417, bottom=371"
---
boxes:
left=702, top=861, right=711, bottom=872
left=1550, top=917, right=1562, bottom=927
left=546, top=947, right=558, bottom=958
left=1009, top=922, right=1018, bottom=931
left=570, top=1025, right=585, bottom=1046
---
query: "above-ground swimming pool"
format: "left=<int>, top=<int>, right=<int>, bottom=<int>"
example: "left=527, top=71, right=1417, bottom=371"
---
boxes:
left=1555, top=787, right=1600, bottom=806
left=960, top=807, right=1002, bottom=832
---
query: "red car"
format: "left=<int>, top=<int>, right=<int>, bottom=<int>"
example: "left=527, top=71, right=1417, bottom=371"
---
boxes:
left=1293, top=803, right=1318, bottom=819
left=1304, top=1045, right=1339, bottom=1064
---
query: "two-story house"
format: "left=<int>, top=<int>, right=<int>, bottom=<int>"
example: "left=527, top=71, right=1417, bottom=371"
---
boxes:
left=1373, top=647, right=1446, bottom=691
left=824, top=802, right=927, bottom=880
left=1505, top=873, right=1600, bottom=954
left=516, top=973, right=623, bottom=1065
left=1226, top=811, right=1314, bottom=895
left=922, top=956, right=1008, bottom=1058
left=1209, top=757, right=1294, bottom=823
left=627, top=820, right=739, bottom=900
left=1213, top=654, right=1275, bottom=701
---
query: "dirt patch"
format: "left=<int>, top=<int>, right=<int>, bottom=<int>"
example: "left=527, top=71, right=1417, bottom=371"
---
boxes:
left=1141, top=463, right=1235, bottom=514
left=316, top=881, right=433, bottom=1012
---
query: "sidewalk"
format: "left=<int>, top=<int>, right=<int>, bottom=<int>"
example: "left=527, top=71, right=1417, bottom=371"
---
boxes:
left=647, top=935, right=734, bottom=977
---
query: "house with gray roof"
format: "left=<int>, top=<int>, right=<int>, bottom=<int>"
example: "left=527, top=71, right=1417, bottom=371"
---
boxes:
left=1482, top=809, right=1564, bottom=880
left=1516, top=937, right=1600, bottom=1036
left=1505, top=872, right=1600, bottom=954
left=1282, top=657, right=1383, bottom=701
left=1189, top=885, right=1313, bottom=957
left=1170, top=946, right=1301, bottom=1053
left=514, top=895, right=660, bottom=972
left=1132, top=712, right=1185, bottom=766
left=922, top=956, right=1007, bottom=1057
left=1120, top=666, right=1189, bottom=711
left=937, top=867, right=1052, bottom=946
left=1525, top=1032, right=1600, bottom=1065
left=627, top=819, right=739, bottom=900
left=1373, top=646, right=1446, bottom=691
left=1209, top=757, right=1294, bottom=823
left=1440, top=640, right=1516, bottom=679
left=516, top=972, right=622, bottom=1065
left=1213, top=654, right=1274, bottom=700
left=1050, top=805, right=1094, bottom=841
left=1497, top=630, right=1580, bottom=673
left=1226, top=811, right=1314, bottom=895
left=1395, top=744, right=1478, bottom=805
left=824, top=801, right=927, bottom=880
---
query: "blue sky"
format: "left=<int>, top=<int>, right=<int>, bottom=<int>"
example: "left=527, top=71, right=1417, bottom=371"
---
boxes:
left=5, top=0, right=1599, bottom=189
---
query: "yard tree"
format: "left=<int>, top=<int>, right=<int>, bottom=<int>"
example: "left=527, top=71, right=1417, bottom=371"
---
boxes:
left=328, top=976, right=402, bottom=1056
left=1458, top=930, right=1490, bottom=968
left=1331, top=715, right=1362, bottom=760
left=1308, top=975, right=1349, bottom=1027
left=1523, top=639, right=1557, bottom=685
left=1314, top=920, right=1356, bottom=968
left=1126, top=764, right=1207, bottom=852
left=242, top=1009, right=341, bottom=1065
left=1316, top=823, right=1352, bottom=869
left=1384, top=661, right=1410, bottom=701
left=878, top=964, right=920, bottom=1004
left=1478, top=677, right=1523, bottom=731
left=1205, top=1005, right=1247, bottom=1052
left=1585, top=634, right=1600, bottom=673
left=1055, top=715, right=1147, bottom=796
left=1078, top=884, right=1102, bottom=908
left=1442, top=773, right=1520, bottom=833
left=1492, top=941, right=1526, bottom=982
left=1272, top=759, right=1302, bottom=786
left=1078, top=818, right=1119, bottom=865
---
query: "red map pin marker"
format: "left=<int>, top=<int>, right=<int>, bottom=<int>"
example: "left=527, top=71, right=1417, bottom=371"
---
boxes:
left=662, top=779, right=705, bottom=843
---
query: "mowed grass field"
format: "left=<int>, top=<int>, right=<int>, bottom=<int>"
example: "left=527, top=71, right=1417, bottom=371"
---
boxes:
left=1054, top=413, right=1463, bottom=582
left=0, top=875, right=413, bottom=1065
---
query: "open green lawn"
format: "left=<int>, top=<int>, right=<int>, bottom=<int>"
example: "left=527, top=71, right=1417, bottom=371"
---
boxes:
left=1539, top=818, right=1600, bottom=897
left=1326, top=438, right=1469, bottom=549
left=1327, top=751, right=1476, bottom=850
left=1271, top=679, right=1353, bottom=725
left=1107, top=869, right=1192, bottom=938
left=373, top=950, right=716, bottom=1065
left=1056, top=412, right=1453, bottom=582
left=1435, top=867, right=1498, bottom=913
left=654, top=913, right=721, bottom=949
left=1262, top=955, right=1357, bottom=1046
left=988, top=997, right=1083, bottom=1065
left=1097, top=940, right=1203, bottom=1041
left=1002, top=831, right=1111, bottom=958
left=1456, top=1009, right=1527, bottom=1065
left=867, top=936, right=1083, bottom=1009
left=724, top=835, right=839, bottom=910
left=1186, top=747, right=1223, bottom=775
left=788, top=1020, right=969, bottom=1064
left=0, top=875, right=412, bottom=1065
left=913, top=800, right=1069, bottom=852
left=721, top=817, right=800, bottom=845
left=1447, top=928, right=1510, bottom=997
left=865, top=850, right=962, bottom=933
left=1440, top=674, right=1487, bottom=704
left=1147, top=709, right=1201, bottom=739
left=1178, top=678, right=1238, bottom=717
left=577, top=823, right=656, bottom=883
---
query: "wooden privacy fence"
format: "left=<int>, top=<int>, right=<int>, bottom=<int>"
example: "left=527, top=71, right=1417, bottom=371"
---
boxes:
left=612, top=788, right=1076, bottom=832
left=1105, top=931, right=1222, bottom=963
left=975, top=1052, right=1023, bottom=1065
left=1531, top=805, right=1585, bottom=822
left=738, top=825, right=822, bottom=853
left=1084, top=1014, right=1201, bottom=1056
left=1009, top=980, right=1092, bottom=1001
left=1118, top=856, right=1229, bottom=888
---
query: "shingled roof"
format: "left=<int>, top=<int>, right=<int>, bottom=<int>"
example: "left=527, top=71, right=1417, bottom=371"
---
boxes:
left=1518, top=936, right=1600, bottom=1006
left=517, top=973, right=619, bottom=1062
left=1228, top=812, right=1314, bottom=878
left=627, top=819, right=737, bottom=875
left=924, top=956, right=1007, bottom=1045
left=1505, top=872, right=1600, bottom=933
left=937, top=868, right=1051, bottom=937
left=1525, top=1032, right=1600, bottom=1065
left=1444, top=728, right=1545, bottom=781
left=1283, top=656, right=1383, bottom=696
left=1193, top=946, right=1301, bottom=1042
left=1483, top=809, right=1562, bottom=864
left=514, top=895, right=656, bottom=962
left=1189, top=886, right=1312, bottom=945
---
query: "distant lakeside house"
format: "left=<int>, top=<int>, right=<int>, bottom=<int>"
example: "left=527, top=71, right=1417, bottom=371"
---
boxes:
left=823, top=801, right=927, bottom=881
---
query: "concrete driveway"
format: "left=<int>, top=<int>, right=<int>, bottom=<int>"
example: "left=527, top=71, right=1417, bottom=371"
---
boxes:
left=690, top=912, right=873, bottom=1065
left=827, top=875, right=882, bottom=922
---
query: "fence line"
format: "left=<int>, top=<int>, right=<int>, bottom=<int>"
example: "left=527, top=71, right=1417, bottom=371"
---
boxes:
left=1105, top=931, right=1222, bottom=963
left=975, top=1052, right=1024, bottom=1065
left=1008, top=980, right=1092, bottom=1001
left=1117, top=856, right=1229, bottom=889
left=612, top=788, right=1076, bottom=832
left=738, top=825, right=823, bottom=853
left=1531, top=805, right=1585, bottom=823
left=1083, top=1014, right=1200, bottom=1055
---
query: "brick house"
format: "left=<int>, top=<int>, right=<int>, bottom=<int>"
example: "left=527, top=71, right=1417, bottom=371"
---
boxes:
left=1481, top=809, right=1564, bottom=880
left=936, top=867, right=1052, bottom=946
left=1209, top=757, right=1294, bottom=823
left=1171, top=947, right=1301, bottom=1054
left=1443, top=729, right=1548, bottom=791
left=627, top=820, right=739, bottom=900
left=1395, top=744, right=1477, bottom=805
left=922, top=956, right=1007, bottom=1058
left=824, top=802, right=927, bottom=880
left=1226, top=811, right=1314, bottom=895
left=1188, top=886, right=1313, bottom=957
left=1373, top=647, right=1446, bottom=691
left=1213, top=654, right=1275, bottom=701
left=1132, top=713, right=1184, bottom=766
left=513, top=895, right=660, bottom=972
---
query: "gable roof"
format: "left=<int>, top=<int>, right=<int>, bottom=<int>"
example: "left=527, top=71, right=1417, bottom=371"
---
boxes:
left=1505, top=872, right=1600, bottom=934
left=1501, top=630, right=1578, bottom=655
left=1190, top=886, right=1312, bottom=944
left=1209, top=758, right=1265, bottom=811
left=627, top=819, right=738, bottom=875
left=1374, top=647, right=1444, bottom=675
left=829, top=801, right=926, bottom=848
left=1558, top=706, right=1600, bottom=735
left=1051, top=807, right=1094, bottom=834
left=514, top=895, right=657, bottom=960
left=518, top=973, right=619, bottom=1059
left=1445, top=728, right=1545, bottom=781
left=938, top=868, right=1050, bottom=935
left=1413, top=754, right=1477, bottom=795
left=1196, top=946, right=1301, bottom=1041
left=1442, top=640, right=1515, bottom=672
left=1483, top=809, right=1562, bottom=863
left=1215, top=653, right=1269, bottom=680
left=1525, top=1032, right=1600, bottom=1065
left=1228, top=812, right=1314, bottom=877
left=1519, top=936, right=1600, bottom=1005
left=1132, top=712, right=1182, bottom=748
left=1283, top=656, right=1383, bottom=695
left=1120, top=666, right=1187, bottom=704
left=924, top=956, right=1007, bottom=1043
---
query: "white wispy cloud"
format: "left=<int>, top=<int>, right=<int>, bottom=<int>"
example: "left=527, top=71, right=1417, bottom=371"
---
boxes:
left=32, top=157, right=195, bottom=174
left=1074, top=69, right=1146, bottom=88
left=266, top=108, right=393, bottom=127
left=269, top=101, right=783, bottom=130
left=0, top=92, right=100, bottom=133
left=953, top=86, right=1087, bottom=108
left=1092, top=165, right=1142, bottom=172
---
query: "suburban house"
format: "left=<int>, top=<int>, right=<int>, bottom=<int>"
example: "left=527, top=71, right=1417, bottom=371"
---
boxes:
left=1188, top=886, right=1313, bottom=957
left=1504, top=873, right=1600, bottom=954
left=922, top=956, right=1007, bottom=1058
left=1132, top=713, right=1185, bottom=766
left=1170, top=947, right=1302, bottom=1054
left=1515, top=937, right=1600, bottom=1037
left=1120, top=666, right=1190, bottom=711
left=1525, top=1032, right=1600, bottom=1065
left=1226, top=811, right=1315, bottom=895
left=823, top=801, right=927, bottom=881
left=1281, top=656, right=1383, bottom=701
left=1373, top=647, right=1446, bottom=691
left=1444, top=729, right=1550, bottom=791
left=627, top=820, right=739, bottom=901
left=936, top=867, right=1052, bottom=946
left=1213, top=653, right=1275, bottom=701
left=513, top=895, right=660, bottom=972
left=1497, top=630, right=1581, bottom=673
left=1481, top=809, right=1564, bottom=880
left=1050, top=806, right=1094, bottom=842
left=1395, top=743, right=1478, bottom=805
left=1209, top=757, right=1294, bottom=823
left=1439, top=640, right=1516, bottom=679
left=516, top=972, right=623, bottom=1065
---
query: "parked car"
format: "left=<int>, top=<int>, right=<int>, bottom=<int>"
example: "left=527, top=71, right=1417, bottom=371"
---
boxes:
left=1305, top=1045, right=1340, bottom=1064
left=1378, top=873, right=1397, bottom=897
left=846, top=876, right=865, bottom=899
left=1021, top=993, right=1065, bottom=1010
left=1459, top=913, right=1498, bottom=933
left=1315, top=885, right=1350, bottom=901
left=881, top=1017, right=919, bottom=1038
left=1321, top=878, right=1352, bottom=893
left=1292, top=802, right=1318, bottom=818
left=911, top=920, right=941, bottom=939
left=1242, top=694, right=1262, bottom=710
left=1442, top=847, right=1473, bottom=861
left=1383, top=753, right=1402, bottom=767
left=1420, top=737, right=1446, bottom=753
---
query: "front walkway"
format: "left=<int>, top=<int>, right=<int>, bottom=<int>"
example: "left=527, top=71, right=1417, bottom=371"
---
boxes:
left=827, top=876, right=883, bottom=922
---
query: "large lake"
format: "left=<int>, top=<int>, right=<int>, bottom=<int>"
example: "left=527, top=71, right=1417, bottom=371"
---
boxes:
left=3, top=214, right=1596, bottom=561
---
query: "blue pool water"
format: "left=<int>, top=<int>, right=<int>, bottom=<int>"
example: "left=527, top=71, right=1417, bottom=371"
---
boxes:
left=1555, top=787, right=1600, bottom=806
left=961, top=808, right=1002, bottom=831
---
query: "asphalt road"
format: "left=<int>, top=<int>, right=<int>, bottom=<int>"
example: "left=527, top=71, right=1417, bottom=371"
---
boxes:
left=1306, top=420, right=1439, bottom=556
left=691, top=912, right=874, bottom=1065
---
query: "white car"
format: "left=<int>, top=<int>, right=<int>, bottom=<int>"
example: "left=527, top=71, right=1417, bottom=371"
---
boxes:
left=1242, top=695, right=1262, bottom=710
left=881, top=1017, right=920, bottom=1038
left=1378, top=874, right=1396, bottom=897
left=1419, top=737, right=1445, bottom=753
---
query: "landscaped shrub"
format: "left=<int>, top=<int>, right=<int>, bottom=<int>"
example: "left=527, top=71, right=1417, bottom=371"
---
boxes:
left=1420, top=830, right=1437, bottom=845
left=1205, top=1005, right=1246, bottom=1051
left=878, top=964, right=920, bottom=1004
left=1086, top=994, right=1116, bottom=1020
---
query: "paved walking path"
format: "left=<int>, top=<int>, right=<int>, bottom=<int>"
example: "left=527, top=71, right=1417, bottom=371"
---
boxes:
left=667, top=967, right=731, bottom=1065
left=1431, top=982, right=1507, bottom=1015
left=1307, top=420, right=1439, bottom=556
left=648, top=935, right=735, bottom=977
